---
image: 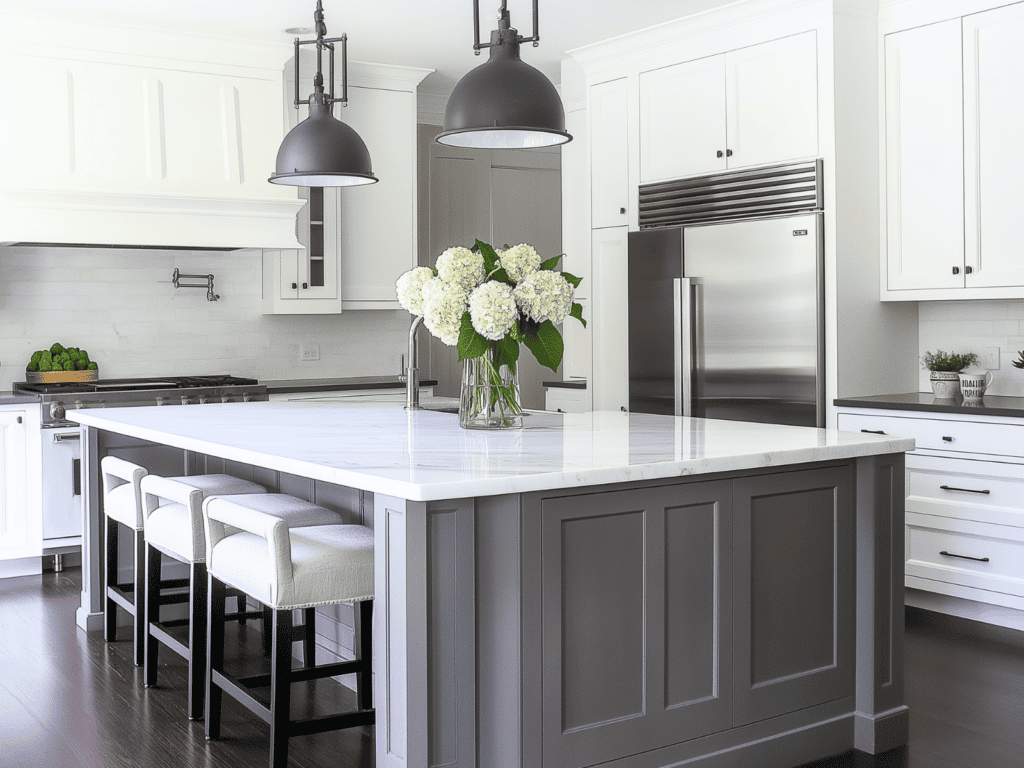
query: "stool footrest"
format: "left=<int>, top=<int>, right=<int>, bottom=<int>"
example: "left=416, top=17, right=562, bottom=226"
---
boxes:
left=237, top=658, right=368, bottom=689
left=290, top=709, right=375, bottom=737
left=211, top=670, right=273, bottom=726
left=149, top=621, right=191, bottom=661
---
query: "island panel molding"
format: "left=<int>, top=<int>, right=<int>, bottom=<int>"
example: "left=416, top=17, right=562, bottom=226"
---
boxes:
left=70, top=401, right=911, bottom=767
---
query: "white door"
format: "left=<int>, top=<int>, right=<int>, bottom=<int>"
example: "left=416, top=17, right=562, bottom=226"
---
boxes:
left=884, top=20, right=964, bottom=291
left=725, top=32, right=818, bottom=170
left=963, top=4, right=1024, bottom=289
left=0, top=411, right=33, bottom=560
left=590, top=78, right=630, bottom=229
left=592, top=226, right=629, bottom=412
left=639, top=55, right=727, bottom=182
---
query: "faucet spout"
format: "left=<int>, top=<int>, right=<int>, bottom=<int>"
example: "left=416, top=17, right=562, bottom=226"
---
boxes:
left=405, top=315, right=425, bottom=410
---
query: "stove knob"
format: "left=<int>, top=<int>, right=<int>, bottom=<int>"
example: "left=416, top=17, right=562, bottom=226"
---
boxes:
left=198, top=396, right=211, bottom=405
left=243, top=393, right=254, bottom=402
left=49, top=402, right=66, bottom=421
left=181, top=396, right=194, bottom=405
left=221, top=394, right=236, bottom=403
left=156, top=396, right=167, bottom=406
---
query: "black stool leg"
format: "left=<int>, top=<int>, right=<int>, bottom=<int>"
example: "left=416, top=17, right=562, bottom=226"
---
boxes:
left=132, top=528, right=146, bottom=667
left=262, top=605, right=273, bottom=657
left=143, top=544, right=161, bottom=688
left=358, top=600, right=373, bottom=711
left=269, top=608, right=293, bottom=768
left=104, top=517, right=119, bottom=642
left=303, top=607, right=316, bottom=668
left=205, top=573, right=227, bottom=740
left=188, top=562, right=208, bottom=721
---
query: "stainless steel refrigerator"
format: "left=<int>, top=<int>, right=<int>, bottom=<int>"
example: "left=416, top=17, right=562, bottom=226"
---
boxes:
left=628, top=212, right=824, bottom=428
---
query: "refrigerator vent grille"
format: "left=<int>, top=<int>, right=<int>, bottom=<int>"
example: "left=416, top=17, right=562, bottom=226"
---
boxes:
left=638, top=159, right=823, bottom=229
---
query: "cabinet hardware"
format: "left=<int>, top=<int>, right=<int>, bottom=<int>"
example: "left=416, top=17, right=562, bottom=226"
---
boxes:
left=619, top=207, right=626, bottom=214
left=942, top=436, right=953, bottom=442
left=939, top=550, right=990, bottom=563
left=965, top=266, right=973, bottom=274
left=16, top=416, right=22, bottom=423
left=292, top=282, right=298, bottom=289
left=717, top=150, right=724, bottom=158
left=861, top=428, right=886, bottom=434
left=302, top=282, right=309, bottom=289
left=952, top=266, right=960, bottom=275
left=726, top=149, right=733, bottom=157
left=54, top=433, right=80, bottom=443
left=939, top=484, right=990, bottom=495
left=73, top=458, right=81, bottom=497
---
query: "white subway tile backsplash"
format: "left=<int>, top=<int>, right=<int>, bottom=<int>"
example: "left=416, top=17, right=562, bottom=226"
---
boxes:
left=0, top=245, right=409, bottom=391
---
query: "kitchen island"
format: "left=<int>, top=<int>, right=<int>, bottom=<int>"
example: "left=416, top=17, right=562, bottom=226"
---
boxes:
left=69, top=400, right=913, bottom=768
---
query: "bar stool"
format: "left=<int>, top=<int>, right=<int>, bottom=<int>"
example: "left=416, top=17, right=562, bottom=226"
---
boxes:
left=101, top=456, right=190, bottom=666
left=203, top=494, right=375, bottom=768
left=140, top=475, right=294, bottom=719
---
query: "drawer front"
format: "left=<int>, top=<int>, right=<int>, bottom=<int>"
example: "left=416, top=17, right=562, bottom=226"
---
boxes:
left=837, top=412, right=1022, bottom=458
left=906, top=513, right=1024, bottom=596
left=545, top=387, right=589, bottom=413
left=906, top=454, right=1024, bottom=528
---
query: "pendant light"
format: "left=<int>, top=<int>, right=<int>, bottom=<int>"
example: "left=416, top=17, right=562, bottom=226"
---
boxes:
left=437, top=0, right=572, bottom=149
left=269, top=1, right=377, bottom=187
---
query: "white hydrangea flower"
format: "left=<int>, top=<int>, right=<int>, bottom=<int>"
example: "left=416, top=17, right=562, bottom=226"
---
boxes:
left=395, top=266, right=435, bottom=316
left=422, top=278, right=470, bottom=346
left=513, top=270, right=575, bottom=325
left=498, top=243, right=542, bottom=283
left=468, top=281, right=518, bottom=341
left=436, top=246, right=485, bottom=290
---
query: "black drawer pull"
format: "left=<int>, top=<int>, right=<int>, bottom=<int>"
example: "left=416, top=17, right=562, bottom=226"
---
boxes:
left=861, top=429, right=886, bottom=435
left=940, top=551, right=990, bottom=563
left=942, top=436, right=953, bottom=442
left=939, top=485, right=991, bottom=495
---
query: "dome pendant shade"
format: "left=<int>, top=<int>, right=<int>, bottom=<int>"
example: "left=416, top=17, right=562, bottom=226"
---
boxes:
left=269, top=99, right=377, bottom=186
left=437, top=12, right=571, bottom=149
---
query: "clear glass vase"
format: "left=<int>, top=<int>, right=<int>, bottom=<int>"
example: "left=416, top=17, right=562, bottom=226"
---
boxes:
left=459, top=356, right=523, bottom=429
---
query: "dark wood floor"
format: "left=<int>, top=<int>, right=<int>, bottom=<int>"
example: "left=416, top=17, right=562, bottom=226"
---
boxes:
left=2, top=568, right=1023, bottom=767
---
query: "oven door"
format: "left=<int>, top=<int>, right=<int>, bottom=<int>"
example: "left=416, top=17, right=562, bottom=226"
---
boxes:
left=40, top=426, right=83, bottom=544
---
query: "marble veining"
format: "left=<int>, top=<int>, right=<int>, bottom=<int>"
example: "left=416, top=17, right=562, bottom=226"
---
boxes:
left=69, top=400, right=914, bottom=501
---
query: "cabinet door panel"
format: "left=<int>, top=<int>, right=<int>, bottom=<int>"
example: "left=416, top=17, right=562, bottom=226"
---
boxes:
left=725, top=32, right=818, bottom=170
left=640, top=55, right=727, bottom=182
left=0, top=411, right=32, bottom=559
left=541, top=481, right=733, bottom=768
left=590, top=78, right=629, bottom=229
left=884, top=20, right=964, bottom=291
left=591, top=227, right=628, bottom=411
left=963, top=4, right=1024, bottom=289
left=733, top=465, right=854, bottom=725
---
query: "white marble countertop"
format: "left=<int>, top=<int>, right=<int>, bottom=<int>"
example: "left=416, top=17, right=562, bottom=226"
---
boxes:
left=68, top=400, right=915, bottom=501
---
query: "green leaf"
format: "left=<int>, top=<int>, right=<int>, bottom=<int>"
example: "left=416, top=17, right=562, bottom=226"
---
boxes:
left=490, top=267, right=515, bottom=285
left=562, top=271, right=582, bottom=289
left=569, top=302, right=587, bottom=328
left=540, top=254, right=563, bottom=271
left=523, top=320, right=564, bottom=373
left=457, top=313, right=490, bottom=361
left=495, top=335, right=520, bottom=374
left=475, top=239, right=501, bottom=274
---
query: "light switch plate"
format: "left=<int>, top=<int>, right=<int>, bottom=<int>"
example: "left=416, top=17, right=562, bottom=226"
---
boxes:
left=984, top=346, right=1000, bottom=370
left=300, top=343, right=320, bottom=362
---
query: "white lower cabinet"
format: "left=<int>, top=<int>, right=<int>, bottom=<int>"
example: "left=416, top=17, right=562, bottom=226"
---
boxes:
left=591, top=227, right=629, bottom=412
left=0, top=406, right=43, bottom=577
left=837, top=407, right=1024, bottom=613
left=544, top=386, right=589, bottom=414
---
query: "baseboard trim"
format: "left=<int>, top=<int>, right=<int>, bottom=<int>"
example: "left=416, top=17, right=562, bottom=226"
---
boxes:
left=855, top=706, right=910, bottom=754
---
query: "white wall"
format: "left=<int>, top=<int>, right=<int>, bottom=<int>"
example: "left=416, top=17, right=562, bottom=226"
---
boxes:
left=918, top=300, right=1024, bottom=396
left=0, top=245, right=409, bottom=391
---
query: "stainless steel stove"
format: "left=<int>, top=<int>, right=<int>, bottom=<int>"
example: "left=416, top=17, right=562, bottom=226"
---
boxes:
left=14, top=374, right=268, bottom=427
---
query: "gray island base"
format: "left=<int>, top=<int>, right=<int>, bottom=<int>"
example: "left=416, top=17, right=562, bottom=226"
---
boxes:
left=68, top=401, right=914, bottom=768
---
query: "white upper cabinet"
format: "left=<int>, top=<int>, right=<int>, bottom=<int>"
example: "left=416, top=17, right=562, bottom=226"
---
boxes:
left=882, top=1, right=1024, bottom=300
left=638, top=32, right=818, bottom=184
left=884, top=20, right=964, bottom=293
left=590, top=78, right=630, bottom=229
left=963, top=3, right=1024, bottom=291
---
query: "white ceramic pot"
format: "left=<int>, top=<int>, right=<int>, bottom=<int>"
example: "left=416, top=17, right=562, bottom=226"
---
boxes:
left=929, top=371, right=961, bottom=399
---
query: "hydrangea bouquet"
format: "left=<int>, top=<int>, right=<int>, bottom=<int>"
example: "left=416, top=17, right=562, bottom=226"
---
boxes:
left=396, top=239, right=586, bottom=427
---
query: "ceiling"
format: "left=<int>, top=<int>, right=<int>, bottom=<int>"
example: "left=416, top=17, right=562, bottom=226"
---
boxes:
left=1, top=0, right=740, bottom=95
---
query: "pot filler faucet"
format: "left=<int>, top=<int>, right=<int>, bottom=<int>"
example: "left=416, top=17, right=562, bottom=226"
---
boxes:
left=402, top=315, right=424, bottom=410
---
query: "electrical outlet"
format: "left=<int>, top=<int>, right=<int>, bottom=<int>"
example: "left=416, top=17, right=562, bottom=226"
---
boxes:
left=985, top=346, right=1000, bottom=370
left=300, top=343, right=320, bottom=362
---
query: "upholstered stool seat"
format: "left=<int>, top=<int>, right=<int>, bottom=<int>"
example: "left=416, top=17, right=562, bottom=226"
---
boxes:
left=141, top=482, right=342, bottom=719
left=204, top=495, right=375, bottom=768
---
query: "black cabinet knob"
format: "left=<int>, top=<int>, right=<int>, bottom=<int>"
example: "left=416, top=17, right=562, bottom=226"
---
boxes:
left=302, top=282, right=308, bottom=289
left=717, top=150, right=724, bottom=158
left=291, top=282, right=297, bottom=289
left=965, top=266, right=973, bottom=274
left=952, top=266, right=960, bottom=275
left=726, top=149, right=733, bottom=157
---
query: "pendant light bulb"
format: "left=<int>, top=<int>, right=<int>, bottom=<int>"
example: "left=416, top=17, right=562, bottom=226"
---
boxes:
left=437, top=0, right=571, bottom=149
left=269, top=2, right=377, bottom=187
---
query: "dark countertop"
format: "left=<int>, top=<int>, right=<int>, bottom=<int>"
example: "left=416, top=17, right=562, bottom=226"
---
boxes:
left=264, top=376, right=438, bottom=395
left=834, top=392, right=1024, bottom=419
left=542, top=379, right=588, bottom=390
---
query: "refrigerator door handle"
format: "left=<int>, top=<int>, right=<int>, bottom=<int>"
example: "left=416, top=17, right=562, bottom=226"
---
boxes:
left=674, top=278, right=693, bottom=417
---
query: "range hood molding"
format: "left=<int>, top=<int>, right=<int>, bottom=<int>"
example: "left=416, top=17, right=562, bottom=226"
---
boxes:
left=0, top=13, right=304, bottom=251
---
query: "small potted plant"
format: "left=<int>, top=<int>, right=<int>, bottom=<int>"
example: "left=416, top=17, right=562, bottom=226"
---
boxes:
left=921, top=350, right=978, bottom=398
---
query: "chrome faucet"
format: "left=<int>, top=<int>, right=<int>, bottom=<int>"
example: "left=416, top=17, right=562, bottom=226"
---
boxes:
left=403, top=315, right=424, bottom=410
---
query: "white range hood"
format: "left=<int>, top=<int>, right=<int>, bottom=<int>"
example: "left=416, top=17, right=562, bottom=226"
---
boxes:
left=0, top=14, right=304, bottom=250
